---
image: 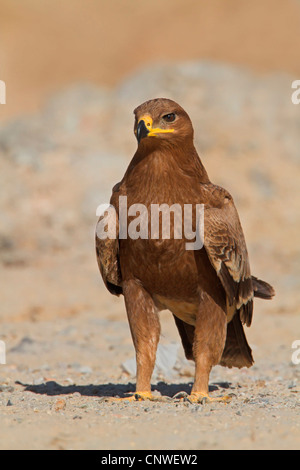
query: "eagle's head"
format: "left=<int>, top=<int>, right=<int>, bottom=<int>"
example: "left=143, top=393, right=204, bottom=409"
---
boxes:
left=133, top=98, right=194, bottom=147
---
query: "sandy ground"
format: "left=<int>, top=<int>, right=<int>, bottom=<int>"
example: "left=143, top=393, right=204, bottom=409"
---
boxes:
left=0, top=297, right=299, bottom=450
left=0, top=1, right=300, bottom=451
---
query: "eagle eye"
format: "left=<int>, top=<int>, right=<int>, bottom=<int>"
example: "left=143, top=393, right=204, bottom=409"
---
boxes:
left=162, top=113, right=176, bottom=123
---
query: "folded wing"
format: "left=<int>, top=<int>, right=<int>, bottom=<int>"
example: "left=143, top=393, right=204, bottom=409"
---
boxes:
left=95, top=206, right=122, bottom=296
left=204, top=191, right=253, bottom=326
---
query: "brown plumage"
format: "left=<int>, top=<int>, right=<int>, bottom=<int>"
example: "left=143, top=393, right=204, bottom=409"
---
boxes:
left=96, top=98, right=275, bottom=403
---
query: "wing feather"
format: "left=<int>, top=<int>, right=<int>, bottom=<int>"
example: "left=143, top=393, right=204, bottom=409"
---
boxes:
left=204, top=190, right=253, bottom=326
left=95, top=205, right=122, bottom=296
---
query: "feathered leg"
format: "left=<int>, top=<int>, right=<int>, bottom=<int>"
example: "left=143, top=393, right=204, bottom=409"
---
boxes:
left=182, top=293, right=231, bottom=403
left=123, top=279, right=161, bottom=400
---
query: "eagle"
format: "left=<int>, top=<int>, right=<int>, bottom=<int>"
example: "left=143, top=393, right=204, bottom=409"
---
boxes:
left=96, top=98, right=275, bottom=403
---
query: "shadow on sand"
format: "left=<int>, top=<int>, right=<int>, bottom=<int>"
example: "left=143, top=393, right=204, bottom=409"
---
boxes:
left=16, top=380, right=231, bottom=398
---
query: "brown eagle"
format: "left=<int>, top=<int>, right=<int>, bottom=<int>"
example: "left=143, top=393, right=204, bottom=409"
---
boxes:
left=96, top=98, right=275, bottom=403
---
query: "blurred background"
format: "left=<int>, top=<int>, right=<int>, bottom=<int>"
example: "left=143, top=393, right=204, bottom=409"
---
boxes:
left=0, top=0, right=299, bottom=337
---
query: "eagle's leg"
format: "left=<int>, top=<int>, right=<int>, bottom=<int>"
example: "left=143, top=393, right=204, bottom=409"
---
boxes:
left=190, top=293, right=231, bottom=403
left=123, top=279, right=161, bottom=400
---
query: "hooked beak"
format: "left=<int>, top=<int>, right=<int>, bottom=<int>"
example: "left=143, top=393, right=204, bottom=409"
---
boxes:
left=136, top=119, right=149, bottom=143
left=135, top=115, right=174, bottom=143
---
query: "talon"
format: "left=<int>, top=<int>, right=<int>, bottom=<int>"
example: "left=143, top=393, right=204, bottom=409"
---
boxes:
left=187, top=392, right=232, bottom=404
left=98, top=392, right=150, bottom=403
left=100, top=391, right=171, bottom=403
left=200, top=396, right=209, bottom=405
left=134, top=392, right=171, bottom=402
left=104, top=394, right=136, bottom=403
left=172, top=391, right=189, bottom=400
left=134, top=391, right=153, bottom=401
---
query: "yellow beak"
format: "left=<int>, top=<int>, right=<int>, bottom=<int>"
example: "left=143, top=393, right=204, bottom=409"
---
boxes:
left=136, top=115, right=174, bottom=143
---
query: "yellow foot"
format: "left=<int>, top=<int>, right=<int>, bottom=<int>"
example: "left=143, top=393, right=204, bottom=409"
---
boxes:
left=99, top=391, right=170, bottom=403
left=99, top=391, right=151, bottom=403
left=173, top=391, right=232, bottom=404
left=132, top=391, right=153, bottom=401
left=124, top=392, right=172, bottom=402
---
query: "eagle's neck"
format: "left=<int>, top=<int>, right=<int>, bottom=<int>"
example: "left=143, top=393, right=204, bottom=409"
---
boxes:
left=124, top=142, right=210, bottom=188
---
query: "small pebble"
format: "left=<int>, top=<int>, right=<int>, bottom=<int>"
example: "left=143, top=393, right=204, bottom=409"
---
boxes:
left=0, top=385, right=14, bottom=393
left=54, top=399, right=66, bottom=411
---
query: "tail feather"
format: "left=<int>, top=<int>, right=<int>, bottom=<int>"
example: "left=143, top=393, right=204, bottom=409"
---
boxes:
left=252, top=276, right=275, bottom=300
left=173, top=315, right=195, bottom=360
left=174, top=276, right=274, bottom=369
left=220, top=314, right=254, bottom=369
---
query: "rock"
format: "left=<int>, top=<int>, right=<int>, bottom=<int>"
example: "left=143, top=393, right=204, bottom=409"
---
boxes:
left=0, top=385, right=14, bottom=393
left=54, top=399, right=66, bottom=412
